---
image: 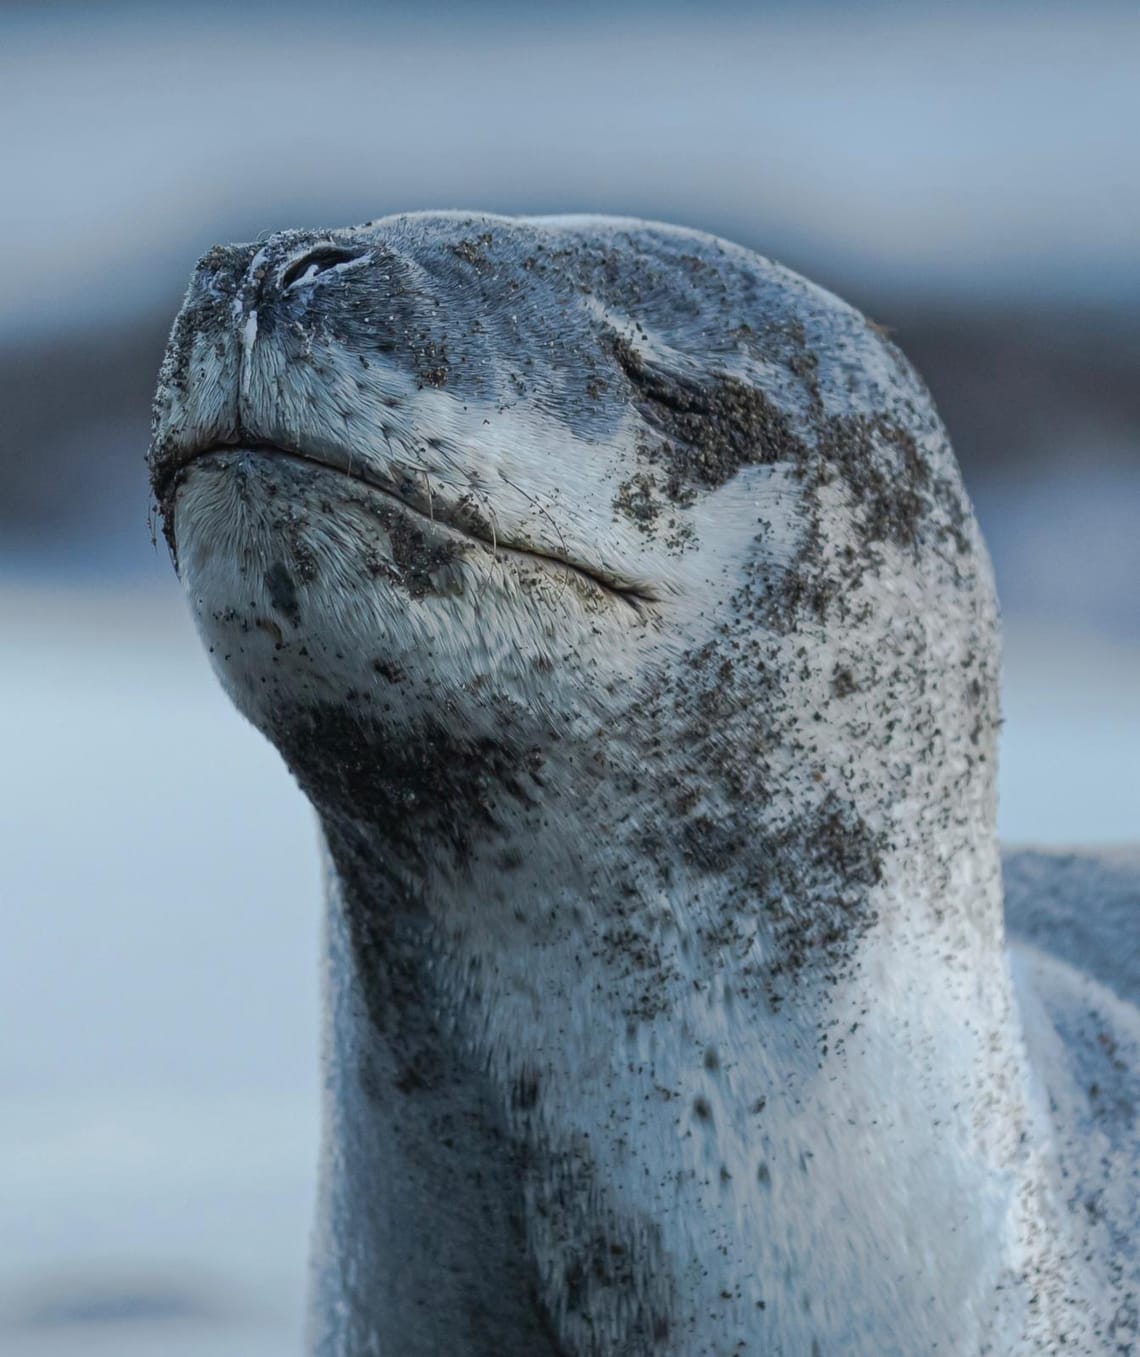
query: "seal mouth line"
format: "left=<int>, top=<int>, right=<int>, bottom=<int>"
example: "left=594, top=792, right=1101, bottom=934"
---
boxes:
left=166, top=440, right=654, bottom=609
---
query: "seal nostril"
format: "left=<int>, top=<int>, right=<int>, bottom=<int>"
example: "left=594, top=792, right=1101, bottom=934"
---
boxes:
left=281, top=245, right=365, bottom=290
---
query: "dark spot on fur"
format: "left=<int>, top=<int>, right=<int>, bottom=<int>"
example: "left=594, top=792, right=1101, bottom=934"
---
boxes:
left=681, top=813, right=748, bottom=874
left=452, top=232, right=494, bottom=268
left=597, top=917, right=676, bottom=1023
left=816, top=412, right=932, bottom=553
left=264, top=560, right=300, bottom=625
left=410, top=331, right=449, bottom=388
left=613, top=473, right=663, bottom=531
left=528, top=1142, right=674, bottom=1355
left=384, top=512, right=465, bottom=598
left=450, top=493, right=495, bottom=540
left=611, top=334, right=805, bottom=503
left=556, top=1225, right=671, bottom=1348
left=512, top=1068, right=541, bottom=1112
left=757, top=795, right=885, bottom=988
left=831, top=665, right=857, bottom=698
left=270, top=704, right=541, bottom=871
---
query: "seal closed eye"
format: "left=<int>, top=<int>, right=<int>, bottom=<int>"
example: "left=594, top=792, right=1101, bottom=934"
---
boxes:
left=149, top=211, right=1139, bottom=1357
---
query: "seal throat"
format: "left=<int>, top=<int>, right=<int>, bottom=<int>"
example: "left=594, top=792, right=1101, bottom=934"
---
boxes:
left=161, top=440, right=655, bottom=609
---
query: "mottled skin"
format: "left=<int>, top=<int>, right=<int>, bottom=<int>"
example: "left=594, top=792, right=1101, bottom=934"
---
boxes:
left=149, top=214, right=1137, bottom=1355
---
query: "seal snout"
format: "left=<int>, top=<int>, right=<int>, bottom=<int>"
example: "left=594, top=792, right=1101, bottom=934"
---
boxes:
left=190, top=241, right=259, bottom=294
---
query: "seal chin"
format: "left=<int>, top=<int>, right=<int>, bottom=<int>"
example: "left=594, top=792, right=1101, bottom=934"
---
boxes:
left=170, top=448, right=645, bottom=753
left=161, top=440, right=654, bottom=611
left=177, top=442, right=477, bottom=590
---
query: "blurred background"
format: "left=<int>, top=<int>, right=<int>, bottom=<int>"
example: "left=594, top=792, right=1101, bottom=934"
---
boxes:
left=1, top=1, right=1137, bottom=1353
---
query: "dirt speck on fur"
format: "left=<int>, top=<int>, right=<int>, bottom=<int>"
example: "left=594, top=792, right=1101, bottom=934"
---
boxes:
left=611, top=334, right=806, bottom=503
left=263, top=560, right=300, bottom=626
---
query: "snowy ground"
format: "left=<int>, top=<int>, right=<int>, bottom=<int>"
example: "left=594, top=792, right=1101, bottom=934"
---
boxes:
left=0, top=579, right=1136, bottom=1355
left=0, top=586, right=319, bottom=1357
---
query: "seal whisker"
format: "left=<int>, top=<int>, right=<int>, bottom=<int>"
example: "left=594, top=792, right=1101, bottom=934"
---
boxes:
left=468, top=486, right=500, bottom=602
left=498, top=471, right=572, bottom=606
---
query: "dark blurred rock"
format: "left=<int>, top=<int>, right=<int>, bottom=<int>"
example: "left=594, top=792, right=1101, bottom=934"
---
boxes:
left=0, top=317, right=168, bottom=533
left=887, top=305, right=1140, bottom=479
left=9, top=1272, right=228, bottom=1330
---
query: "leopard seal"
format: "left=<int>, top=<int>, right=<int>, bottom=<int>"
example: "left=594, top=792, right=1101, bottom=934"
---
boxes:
left=149, top=213, right=1138, bottom=1356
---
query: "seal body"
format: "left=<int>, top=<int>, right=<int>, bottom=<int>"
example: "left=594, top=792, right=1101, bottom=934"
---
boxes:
left=150, top=214, right=1137, bottom=1355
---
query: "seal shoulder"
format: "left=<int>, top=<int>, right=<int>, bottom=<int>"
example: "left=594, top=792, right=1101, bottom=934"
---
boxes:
left=1005, top=849, right=1140, bottom=1341
left=1004, top=847, right=1140, bottom=1006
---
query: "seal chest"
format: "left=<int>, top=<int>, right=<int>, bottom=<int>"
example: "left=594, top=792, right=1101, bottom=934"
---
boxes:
left=150, top=213, right=1130, bottom=1356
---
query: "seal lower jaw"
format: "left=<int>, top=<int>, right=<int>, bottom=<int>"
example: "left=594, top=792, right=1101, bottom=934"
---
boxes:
left=161, top=443, right=655, bottom=610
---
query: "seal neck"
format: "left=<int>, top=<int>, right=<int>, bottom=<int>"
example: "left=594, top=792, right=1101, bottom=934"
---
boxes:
left=308, top=812, right=1074, bottom=1357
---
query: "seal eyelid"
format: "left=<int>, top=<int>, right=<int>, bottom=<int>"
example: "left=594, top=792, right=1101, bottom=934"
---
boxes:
left=280, top=245, right=370, bottom=290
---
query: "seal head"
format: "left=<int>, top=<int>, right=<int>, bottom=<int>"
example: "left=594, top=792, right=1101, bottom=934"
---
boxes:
left=151, top=213, right=988, bottom=918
